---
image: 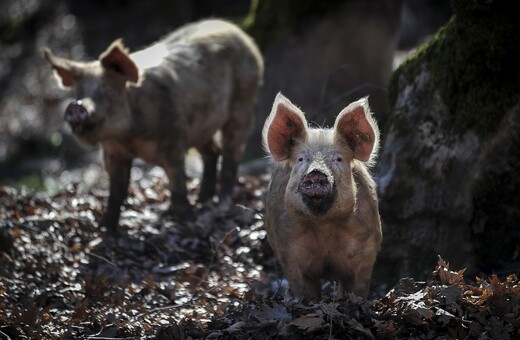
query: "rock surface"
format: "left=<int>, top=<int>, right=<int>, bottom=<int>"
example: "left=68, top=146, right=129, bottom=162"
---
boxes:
left=375, top=0, right=520, bottom=285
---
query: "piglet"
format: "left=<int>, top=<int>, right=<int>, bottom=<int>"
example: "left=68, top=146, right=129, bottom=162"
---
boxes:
left=263, top=93, right=382, bottom=299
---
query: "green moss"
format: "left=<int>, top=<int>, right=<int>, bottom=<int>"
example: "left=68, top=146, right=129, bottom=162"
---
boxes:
left=242, top=0, right=348, bottom=50
left=388, top=37, right=433, bottom=109
left=387, top=104, right=411, bottom=137
left=389, top=0, right=520, bottom=137
left=12, top=175, right=45, bottom=191
left=0, top=16, right=23, bottom=43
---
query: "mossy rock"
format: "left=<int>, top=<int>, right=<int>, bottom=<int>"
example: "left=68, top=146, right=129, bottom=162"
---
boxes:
left=376, top=0, right=520, bottom=285
left=389, top=0, right=520, bottom=138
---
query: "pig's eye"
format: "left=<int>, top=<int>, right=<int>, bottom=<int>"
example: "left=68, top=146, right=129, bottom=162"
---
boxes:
left=298, top=157, right=304, bottom=162
left=336, top=157, right=342, bottom=162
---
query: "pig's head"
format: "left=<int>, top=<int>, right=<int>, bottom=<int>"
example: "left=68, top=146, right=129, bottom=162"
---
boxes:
left=263, top=93, right=379, bottom=220
left=44, top=40, right=139, bottom=144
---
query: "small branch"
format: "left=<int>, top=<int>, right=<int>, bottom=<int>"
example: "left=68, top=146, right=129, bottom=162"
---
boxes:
left=150, top=285, right=219, bottom=313
left=90, top=253, right=117, bottom=267
left=329, top=281, right=337, bottom=340
left=319, top=83, right=387, bottom=113
left=0, top=329, right=12, bottom=340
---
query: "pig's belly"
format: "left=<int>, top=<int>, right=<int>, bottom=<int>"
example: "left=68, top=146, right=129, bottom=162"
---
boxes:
left=186, top=124, right=221, bottom=149
left=110, top=138, right=175, bottom=167
left=185, top=116, right=228, bottom=149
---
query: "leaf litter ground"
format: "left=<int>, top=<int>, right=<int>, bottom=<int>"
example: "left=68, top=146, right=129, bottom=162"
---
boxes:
left=0, top=167, right=519, bottom=339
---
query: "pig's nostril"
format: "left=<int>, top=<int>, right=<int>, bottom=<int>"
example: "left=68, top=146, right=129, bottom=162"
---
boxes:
left=65, top=101, right=89, bottom=124
left=299, top=170, right=336, bottom=215
left=303, top=179, right=314, bottom=187
left=299, top=170, right=332, bottom=196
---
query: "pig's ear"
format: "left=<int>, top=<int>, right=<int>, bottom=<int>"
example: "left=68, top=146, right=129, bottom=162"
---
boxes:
left=100, top=39, right=139, bottom=83
left=334, top=97, right=379, bottom=163
left=43, top=48, right=82, bottom=87
left=263, top=93, right=308, bottom=162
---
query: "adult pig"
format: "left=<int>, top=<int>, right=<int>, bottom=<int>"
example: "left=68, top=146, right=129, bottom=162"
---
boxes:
left=263, top=93, right=381, bottom=299
left=44, top=19, right=263, bottom=232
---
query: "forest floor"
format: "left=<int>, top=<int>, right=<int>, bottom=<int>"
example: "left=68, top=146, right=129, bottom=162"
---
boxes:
left=0, top=167, right=519, bottom=339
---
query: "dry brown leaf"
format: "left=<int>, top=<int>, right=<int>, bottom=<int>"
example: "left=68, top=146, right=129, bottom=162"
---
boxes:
left=290, top=312, right=324, bottom=333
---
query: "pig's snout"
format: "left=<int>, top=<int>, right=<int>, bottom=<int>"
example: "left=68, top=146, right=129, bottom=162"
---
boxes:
left=300, top=170, right=332, bottom=196
left=65, top=101, right=90, bottom=125
left=299, top=170, right=335, bottom=215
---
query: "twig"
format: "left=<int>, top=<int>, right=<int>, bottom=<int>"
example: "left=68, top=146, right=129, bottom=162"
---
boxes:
left=0, top=329, right=12, bottom=340
left=90, top=253, right=117, bottom=267
left=144, top=239, right=168, bottom=263
left=319, top=64, right=349, bottom=111
left=319, top=82, right=387, bottom=113
left=329, top=281, right=337, bottom=340
left=150, top=285, right=219, bottom=312
left=272, top=260, right=284, bottom=298
left=207, top=226, right=240, bottom=271
left=234, top=204, right=254, bottom=213
left=88, top=337, right=136, bottom=340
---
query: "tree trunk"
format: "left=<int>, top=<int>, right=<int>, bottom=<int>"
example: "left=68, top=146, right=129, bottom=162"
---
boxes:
left=243, top=0, right=402, bottom=159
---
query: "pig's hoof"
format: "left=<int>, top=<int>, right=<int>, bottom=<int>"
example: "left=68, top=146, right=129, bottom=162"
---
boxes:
left=198, top=190, right=216, bottom=204
left=161, top=206, right=195, bottom=222
left=98, top=217, right=120, bottom=235
left=218, top=195, right=232, bottom=209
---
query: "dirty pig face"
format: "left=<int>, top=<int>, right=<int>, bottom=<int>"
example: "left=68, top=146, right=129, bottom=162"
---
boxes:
left=64, top=75, right=107, bottom=143
left=44, top=40, right=139, bottom=145
left=264, top=93, right=379, bottom=222
left=67, top=72, right=130, bottom=144
left=295, top=147, right=337, bottom=215
left=285, top=135, right=355, bottom=219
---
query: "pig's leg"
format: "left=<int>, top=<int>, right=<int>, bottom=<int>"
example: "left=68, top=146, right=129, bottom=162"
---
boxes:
left=164, top=156, right=193, bottom=220
left=219, top=151, right=238, bottom=201
left=100, top=154, right=132, bottom=233
left=219, top=127, right=240, bottom=200
left=337, top=276, right=355, bottom=299
left=220, top=102, right=254, bottom=200
left=282, top=261, right=321, bottom=299
left=289, top=276, right=321, bottom=300
left=351, top=265, right=374, bottom=299
left=338, top=265, right=371, bottom=299
left=198, top=140, right=220, bottom=202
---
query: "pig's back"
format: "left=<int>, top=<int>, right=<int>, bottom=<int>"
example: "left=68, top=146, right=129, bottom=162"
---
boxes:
left=161, top=19, right=263, bottom=80
left=133, top=19, right=262, bottom=86
left=130, top=19, right=262, bottom=149
left=164, top=19, right=249, bottom=44
left=162, top=20, right=262, bottom=147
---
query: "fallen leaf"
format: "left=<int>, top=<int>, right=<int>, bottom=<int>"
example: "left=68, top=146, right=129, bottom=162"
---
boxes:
left=290, top=312, right=324, bottom=333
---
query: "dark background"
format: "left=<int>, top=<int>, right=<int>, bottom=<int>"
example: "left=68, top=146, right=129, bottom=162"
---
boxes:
left=0, top=0, right=450, bottom=187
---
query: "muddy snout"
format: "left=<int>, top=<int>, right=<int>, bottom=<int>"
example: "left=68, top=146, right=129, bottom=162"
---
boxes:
left=298, top=170, right=336, bottom=214
left=65, top=100, right=90, bottom=126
